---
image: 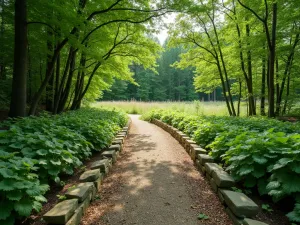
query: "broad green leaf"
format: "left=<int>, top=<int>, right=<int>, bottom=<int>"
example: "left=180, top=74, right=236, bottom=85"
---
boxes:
left=266, top=181, right=281, bottom=190
left=252, top=155, right=267, bottom=164
left=50, top=159, right=61, bottom=166
left=36, top=149, right=48, bottom=156
left=0, top=179, right=15, bottom=191
left=14, top=198, right=33, bottom=216
left=0, top=168, right=15, bottom=178
left=9, top=142, right=24, bottom=149
left=6, top=191, right=23, bottom=201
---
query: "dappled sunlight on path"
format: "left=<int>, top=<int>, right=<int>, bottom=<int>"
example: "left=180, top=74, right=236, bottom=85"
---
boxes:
left=81, top=115, right=232, bottom=225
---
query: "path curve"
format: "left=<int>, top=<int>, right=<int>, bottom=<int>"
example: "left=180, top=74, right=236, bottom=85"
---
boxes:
left=81, top=115, right=232, bottom=225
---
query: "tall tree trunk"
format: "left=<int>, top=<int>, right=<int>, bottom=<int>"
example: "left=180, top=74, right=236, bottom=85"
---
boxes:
left=276, top=32, right=299, bottom=115
left=53, top=52, right=60, bottom=113
left=216, top=59, right=233, bottom=116
left=275, top=58, right=280, bottom=115
left=29, top=42, right=65, bottom=115
left=237, top=79, right=242, bottom=116
left=282, top=71, right=291, bottom=115
left=211, top=21, right=236, bottom=116
left=57, top=49, right=77, bottom=113
left=261, top=48, right=266, bottom=116
left=71, top=52, right=86, bottom=109
left=267, top=3, right=277, bottom=117
left=9, top=0, right=27, bottom=117
left=237, top=0, right=277, bottom=117
left=246, top=23, right=256, bottom=115
left=70, top=62, right=101, bottom=110
left=27, top=43, right=32, bottom=101
left=53, top=47, right=72, bottom=114
left=46, top=26, right=54, bottom=112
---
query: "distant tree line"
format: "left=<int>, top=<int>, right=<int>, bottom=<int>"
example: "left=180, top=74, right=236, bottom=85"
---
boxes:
left=102, top=44, right=223, bottom=101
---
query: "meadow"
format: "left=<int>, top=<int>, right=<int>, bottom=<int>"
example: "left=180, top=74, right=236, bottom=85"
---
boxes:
left=93, top=101, right=250, bottom=116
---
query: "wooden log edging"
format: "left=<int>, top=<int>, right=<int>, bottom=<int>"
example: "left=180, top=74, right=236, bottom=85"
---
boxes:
left=43, top=119, right=131, bottom=225
left=151, top=119, right=268, bottom=225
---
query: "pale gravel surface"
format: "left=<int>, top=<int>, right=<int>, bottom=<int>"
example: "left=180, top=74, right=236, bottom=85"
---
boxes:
left=80, top=115, right=232, bottom=225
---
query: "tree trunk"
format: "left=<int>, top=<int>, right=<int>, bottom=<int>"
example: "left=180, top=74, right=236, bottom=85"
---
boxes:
left=53, top=52, right=60, bottom=113
left=71, top=52, right=86, bottom=109
left=261, top=49, right=266, bottom=116
left=28, top=42, right=65, bottom=115
left=246, top=23, right=256, bottom=115
left=276, top=32, right=299, bottom=115
left=237, top=80, right=242, bottom=117
left=53, top=47, right=72, bottom=114
left=71, top=62, right=101, bottom=110
left=275, top=58, right=280, bottom=115
left=9, top=0, right=27, bottom=117
left=57, top=49, right=77, bottom=113
left=46, top=27, right=54, bottom=112
left=282, top=71, right=291, bottom=115
left=267, top=3, right=277, bottom=117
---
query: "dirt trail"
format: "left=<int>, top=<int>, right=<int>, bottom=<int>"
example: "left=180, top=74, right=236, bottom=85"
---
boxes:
left=81, top=115, right=232, bottom=225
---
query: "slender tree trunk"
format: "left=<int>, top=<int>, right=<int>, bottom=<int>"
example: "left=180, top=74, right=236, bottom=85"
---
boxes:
left=27, top=43, right=31, bottom=101
left=53, top=52, right=60, bottom=113
left=57, top=49, right=77, bottom=113
left=53, top=47, right=72, bottom=114
left=71, top=62, right=101, bottom=110
left=29, top=42, right=65, bottom=115
left=261, top=48, right=266, bottom=116
left=9, top=0, right=27, bottom=117
left=282, top=71, right=291, bottom=115
left=276, top=32, right=299, bottom=115
left=46, top=27, right=54, bottom=111
left=267, top=3, right=277, bottom=117
left=246, top=23, right=256, bottom=115
left=71, top=52, right=86, bottom=109
left=216, top=59, right=233, bottom=116
left=275, top=58, right=280, bottom=115
left=237, top=79, right=242, bottom=116
left=212, top=22, right=236, bottom=116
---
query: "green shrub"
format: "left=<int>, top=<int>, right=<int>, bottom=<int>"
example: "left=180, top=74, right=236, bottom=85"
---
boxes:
left=0, top=108, right=127, bottom=224
left=0, top=154, right=49, bottom=224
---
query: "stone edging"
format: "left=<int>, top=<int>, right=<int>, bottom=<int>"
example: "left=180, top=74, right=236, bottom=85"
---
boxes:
left=151, top=119, right=268, bottom=225
left=43, top=119, right=131, bottom=225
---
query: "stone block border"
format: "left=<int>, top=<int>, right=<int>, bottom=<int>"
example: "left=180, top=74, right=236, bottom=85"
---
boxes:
left=43, top=119, right=131, bottom=225
left=151, top=119, right=268, bottom=225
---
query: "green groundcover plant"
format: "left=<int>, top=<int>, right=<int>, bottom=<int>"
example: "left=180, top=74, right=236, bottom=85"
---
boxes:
left=143, top=109, right=300, bottom=223
left=0, top=108, right=127, bottom=225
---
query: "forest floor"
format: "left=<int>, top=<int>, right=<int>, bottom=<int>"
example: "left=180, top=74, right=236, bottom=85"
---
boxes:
left=80, top=115, right=232, bottom=225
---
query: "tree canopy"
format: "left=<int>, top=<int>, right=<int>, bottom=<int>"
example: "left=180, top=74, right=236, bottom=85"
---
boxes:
left=1, top=0, right=300, bottom=118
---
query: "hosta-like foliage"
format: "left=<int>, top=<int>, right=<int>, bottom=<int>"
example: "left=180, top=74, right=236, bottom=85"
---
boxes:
left=0, top=108, right=127, bottom=224
left=0, top=155, right=49, bottom=225
left=144, top=109, right=300, bottom=223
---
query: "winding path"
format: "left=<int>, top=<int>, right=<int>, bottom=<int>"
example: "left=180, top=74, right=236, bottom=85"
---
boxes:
left=81, top=115, right=232, bottom=225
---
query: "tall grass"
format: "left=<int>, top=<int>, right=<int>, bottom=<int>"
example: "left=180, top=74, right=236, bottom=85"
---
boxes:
left=93, top=101, right=249, bottom=116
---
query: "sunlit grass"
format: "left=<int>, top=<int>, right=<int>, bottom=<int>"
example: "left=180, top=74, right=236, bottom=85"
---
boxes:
left=93, top=101, right=249, bottom=116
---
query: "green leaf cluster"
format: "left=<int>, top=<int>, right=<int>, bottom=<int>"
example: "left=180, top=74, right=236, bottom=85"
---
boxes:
left=0, top=108, right=127, bottom=224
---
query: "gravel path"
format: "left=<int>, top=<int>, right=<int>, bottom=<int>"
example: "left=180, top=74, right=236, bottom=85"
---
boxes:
left=81, top=115, right=232, bottom=225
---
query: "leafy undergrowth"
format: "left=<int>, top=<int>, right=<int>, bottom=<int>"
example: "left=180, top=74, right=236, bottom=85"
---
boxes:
left=143, top=109, right=300, bottom=223
left=0, top=108, right=127, bottom=225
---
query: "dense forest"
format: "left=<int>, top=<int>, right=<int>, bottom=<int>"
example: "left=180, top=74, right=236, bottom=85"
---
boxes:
left=1, top=0, right=300, bottom=118
left=102, top=44, right=223, bottom=102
